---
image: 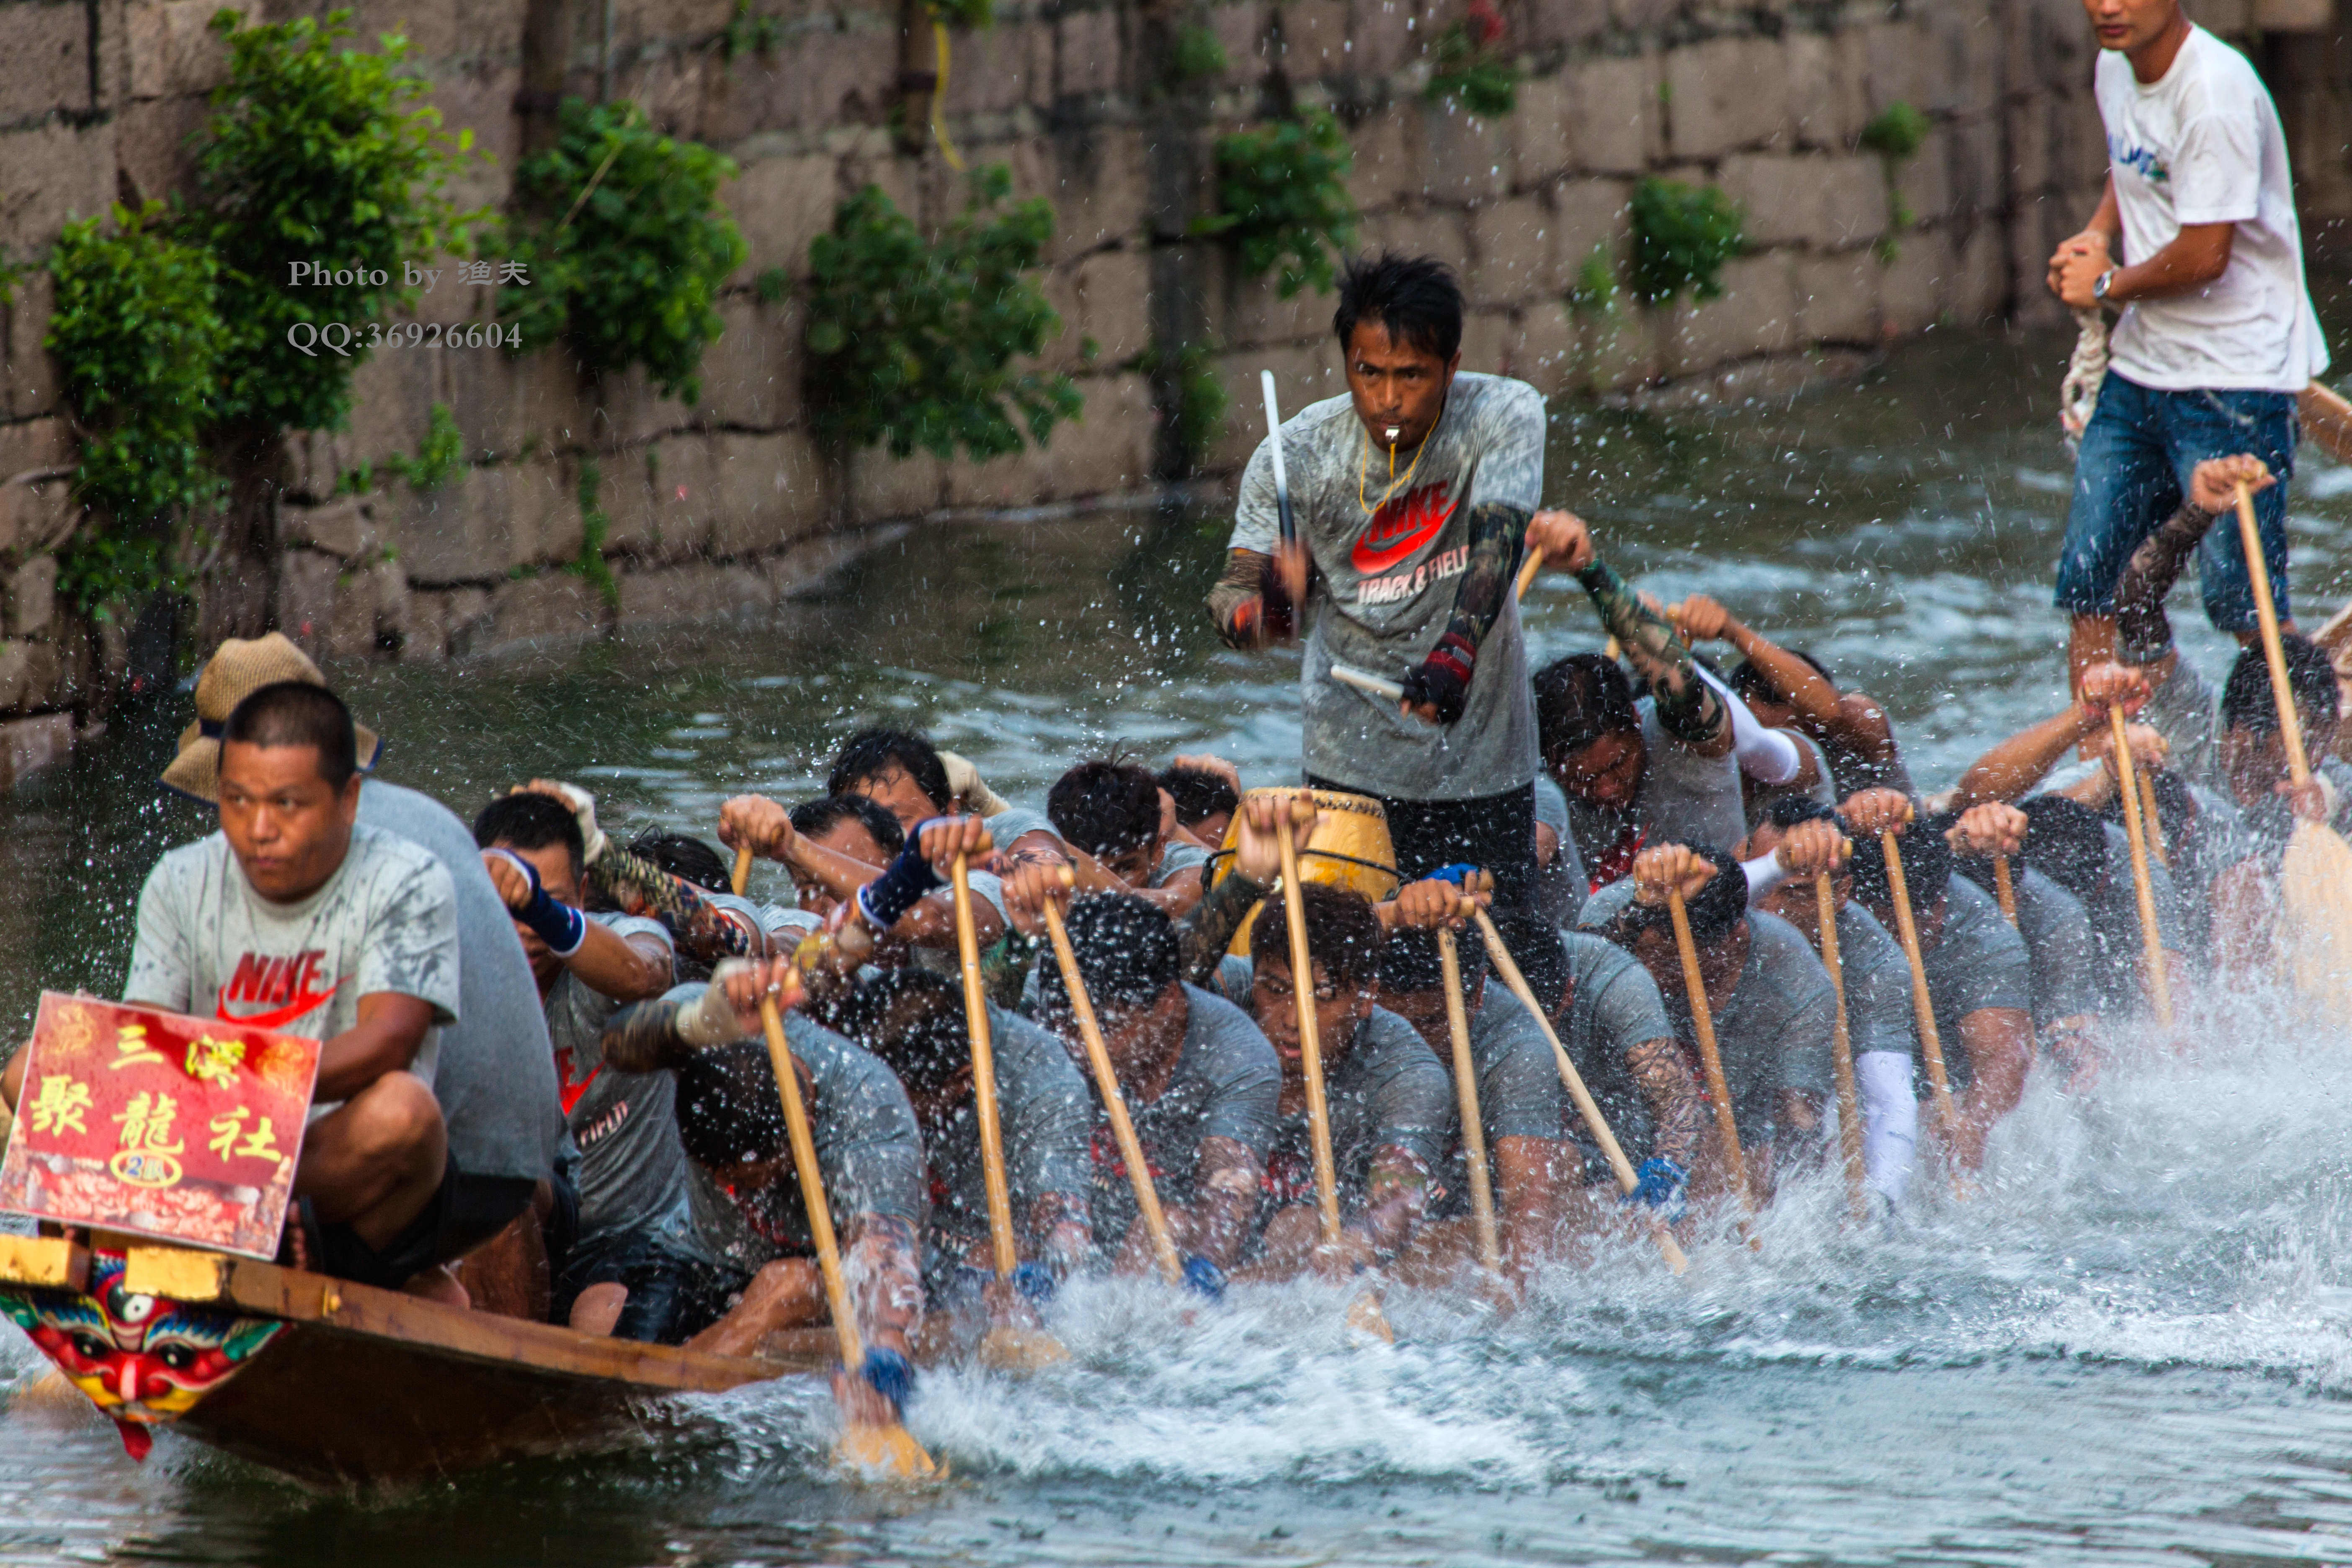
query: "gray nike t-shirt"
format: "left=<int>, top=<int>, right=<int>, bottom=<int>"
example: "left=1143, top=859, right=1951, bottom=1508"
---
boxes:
left=1918, top=875, right=2033, bottom=1088
left=1260, top=1004, right=1452, bottom=1215
left=922, top=1003, right=1093, bottom=1255
left=1230, top=372, right=1543, bottom=802
left=1540, top=930, right=1677, bottom=1175
left=125, top=824, right=461, bottom=1122
left=1038, top=982, right=1282, bottom=1248
left=359, top=780, right=565, bottom=1183
left=1431, top=983, right=1563, bottom=1217
left=680, top=1009, right=926, bottom=1273
left=1579, top=886, right=1834, bottom=1147
left=547, top=915, right=683, bottom=1246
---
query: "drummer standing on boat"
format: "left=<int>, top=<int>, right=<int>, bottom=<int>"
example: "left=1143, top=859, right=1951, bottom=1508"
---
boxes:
left=1211, top=253, right=1578, bottom=905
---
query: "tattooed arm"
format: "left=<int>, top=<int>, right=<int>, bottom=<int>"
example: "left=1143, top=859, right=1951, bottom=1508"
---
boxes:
left=1399, top=501, right=1528, bottom=725
left=1177, top=869, right=1269, bottom=987
left=585, top=847, right=758, bottom=966
left=1207, top=549, right=1298, bottom=650
left=1624, top=1035, right=1704, bottom=1170
left=842, top=1211, right=924, bottom=1354
left=1351, top=1146, right=1432, bottom=1263
left=1577, top=557, right=1728, bottom=753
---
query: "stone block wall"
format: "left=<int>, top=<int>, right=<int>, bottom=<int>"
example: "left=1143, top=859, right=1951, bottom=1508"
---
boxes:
left=0, top=0, right=2177, bottom=699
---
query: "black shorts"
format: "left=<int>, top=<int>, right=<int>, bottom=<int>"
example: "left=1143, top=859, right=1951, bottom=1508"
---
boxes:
left=553, top=1226, right=702, bottom=1344
left=298, top=1157, right=536, bottom=1290
left=1305, top=775, right=1537, bottom=908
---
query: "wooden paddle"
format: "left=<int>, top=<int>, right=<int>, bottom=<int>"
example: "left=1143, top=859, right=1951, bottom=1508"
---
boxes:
left=1275, top=810, right=1393, bottom=1340
left=757, top=993, right=936, bottom=1478
left=950, top=852, right=1066, bottom=1371
left=1514, top=547, right=1544, bottom=601
left=2138, top=771, right=2169, bottom=867
left=1665, top=889, right=1755, bottom=1222
left=1436, top=926, right=1500, bottom=1272
left=2107, top=705, right=2174, bottom=1029
left=1877, top=829, right=1963, bottom=1196
left=1473, top=909, right=1688, bottom=1274
left=1992, top=855, right=2019, bottom=928
left=1814, top=875, right=1869, bottom=1225
left=2233, top=480, right=2352, bottom=1004
left=1039, top=874, right=1184, bottom=1287
left=733, top=843, right=753, bottom=897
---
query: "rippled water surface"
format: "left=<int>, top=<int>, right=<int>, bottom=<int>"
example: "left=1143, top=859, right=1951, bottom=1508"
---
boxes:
left=5, top=324, right=2352, bottom=1566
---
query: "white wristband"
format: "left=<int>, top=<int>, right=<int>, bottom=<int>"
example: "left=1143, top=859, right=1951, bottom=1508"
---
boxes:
left=1740, top=851, right=1792, bottom=904
left=677, top=966, right=750, bottom=1048
left=1699, top=665, right=1803, bottom=786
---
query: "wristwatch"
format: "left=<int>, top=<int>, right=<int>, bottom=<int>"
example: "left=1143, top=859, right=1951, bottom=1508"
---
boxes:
left=2093, top=268, right=2117, bottom=303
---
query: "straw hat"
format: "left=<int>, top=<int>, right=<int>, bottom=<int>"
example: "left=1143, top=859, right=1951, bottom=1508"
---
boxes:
left=160, top=633, right=382, bottom=804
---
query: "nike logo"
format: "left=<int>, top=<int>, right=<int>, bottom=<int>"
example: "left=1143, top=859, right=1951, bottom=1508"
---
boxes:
left=1351, top=484, right=1456, bottom=575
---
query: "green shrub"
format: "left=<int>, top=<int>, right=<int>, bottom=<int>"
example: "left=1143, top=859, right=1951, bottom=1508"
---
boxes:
left=198, top=8, right=475, bottom=436
left=1568, top=242, right=1618, bottom=314
left=569, top=460, right=620, bottom=608
left=498, top=99, right=748, bottom=404
left=1425, top=8, right=1519, bottom=118
left=721, top=0, right=780, bottom=59
left=1628, top=178, right=1745, bottom=305
left=802, top=164, right=1080, bottom=461
left=1140, top=340, right=1228, bottom=471
left=45, top=204, right=230, bottom=617
left=340, top=402, right=463, bottom=494
left=1196, top=111, right=1358, bottom=298
left=1173, top=25, right=1229, bottom=81
left=1860, top=101, right=1930, bottom=162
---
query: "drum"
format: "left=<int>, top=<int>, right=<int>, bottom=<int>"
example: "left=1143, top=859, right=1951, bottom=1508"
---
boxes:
left=1211, top=787, right=1400, bottom=955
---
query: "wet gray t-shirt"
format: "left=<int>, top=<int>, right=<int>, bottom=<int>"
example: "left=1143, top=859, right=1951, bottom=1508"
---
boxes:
left=1152, top=839, right=1212, bottom=887
left=1431, top=984, right=1562, bottom=1216
left=1546, top=930, right=1676, bottom=1174
left=1578, top=887, right=1834, bottom=1147
left=681, top=1008, right=926, bottom=1273
left=923, top=1003, right=1093, bottom=1252
left=548, top=915, right=682, bottom=1244
left=1833, top=903, right=1918, bottom=1063
left=987, top=806, right=1063, bottom=855
left=1262, top=1005, right=1452, bottom=1213
left=359, top=780, right=565, bottom=1183
left=1565, top=700, right=1747, bottom=884
left=1918, top=875, right=2033, bottom=1088
left=126, top=825, right=461, bottom=1120
left=1043, top=982, right=1282, bottom=1247
left=1533, top=773, right=1589, bottom=928
left=2005, top=867, right=2104, bottom=1028
left=1230, top=373, right=1543, bottom=801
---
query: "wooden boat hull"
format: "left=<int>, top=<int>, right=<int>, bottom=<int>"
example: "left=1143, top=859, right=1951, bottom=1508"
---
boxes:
left=1, top=1236, right=828, bottom=1485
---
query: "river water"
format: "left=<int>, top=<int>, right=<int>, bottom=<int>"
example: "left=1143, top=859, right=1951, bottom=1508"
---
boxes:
left=5, top=323, right=2352, bottom=1565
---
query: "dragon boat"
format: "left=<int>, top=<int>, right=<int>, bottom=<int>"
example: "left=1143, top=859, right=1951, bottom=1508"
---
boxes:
left=0, top=1232, right=833, bottom=1484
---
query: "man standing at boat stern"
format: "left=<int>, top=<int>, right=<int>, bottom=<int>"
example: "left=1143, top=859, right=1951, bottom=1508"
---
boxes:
left=1210, top=253, right=1547, bottom=904
left=2048, top=0, right=2326, bottom=683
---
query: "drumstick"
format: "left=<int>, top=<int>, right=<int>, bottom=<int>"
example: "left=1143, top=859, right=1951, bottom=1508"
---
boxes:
left=1331, top=663, right=1406, bottom=703
left=1261, top=371, right=1296, bottom=550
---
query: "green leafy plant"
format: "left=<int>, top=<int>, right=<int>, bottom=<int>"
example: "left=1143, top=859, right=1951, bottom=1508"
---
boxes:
left=45, top=204, right=229, bottom=618
left=1860, top=101, right=1930, bottom=161
left=1195, top=110, right=1358, bottom=298
left=340, top=401, right=464, bottom=494
left=498, top=99, right=748, bottom=404
left=569, top=460, right=620, bottom=608
left=1173, top=25, right=1228, bottom=81
left=198, top=8, right=475, bottom=436
left=801, top=163, right=1081, bottom=462
left=721, top=0, right=781, bottom=59
left=1861, top=102, right=1929, bottom=267
left=925, top=0, right=991, bottom=26
left=1568, top=242, right=1618, bottom=314
left=1628, top=177, right=1745, bottom=305
left=1425, top=0, right=1518, bottom=117
left=1140, top=340, right=1228, bottom=471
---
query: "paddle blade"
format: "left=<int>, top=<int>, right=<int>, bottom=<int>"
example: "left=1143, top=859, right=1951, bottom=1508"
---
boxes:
left=838, top=1418, right=940, bottom=1480
left=978, top=1324, right=1070, bottom=1374
left=2280, top=821, right=2352, bottom=1008
left=1345, top=1290, right=1395, bottom=1344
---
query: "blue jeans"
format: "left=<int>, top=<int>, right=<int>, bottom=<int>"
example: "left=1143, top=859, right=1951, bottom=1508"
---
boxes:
left=2055, top=372, right=2298, bottom=632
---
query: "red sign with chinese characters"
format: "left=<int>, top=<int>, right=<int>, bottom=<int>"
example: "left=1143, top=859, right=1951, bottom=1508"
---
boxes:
left=0, top=993, right=320, bottom=1259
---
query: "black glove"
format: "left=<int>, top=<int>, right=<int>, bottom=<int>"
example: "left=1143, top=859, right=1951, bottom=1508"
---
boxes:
left=1399, top=632, right=1475, bottom=724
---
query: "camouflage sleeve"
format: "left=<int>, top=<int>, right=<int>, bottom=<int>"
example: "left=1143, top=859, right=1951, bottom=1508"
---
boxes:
left=1207, top=548, right=1295, bottom=649
left=585, top=848, right=754, bottom=966
left=1576, top=557, right=1725, bottom=746
left=598, top=997, right=691, bottom=1073
left=1179, top=869, right=1267, bottom=987
left=2115, top=499, right=2218, bottom=664
left=1439, top=500, right=1527, bottom=659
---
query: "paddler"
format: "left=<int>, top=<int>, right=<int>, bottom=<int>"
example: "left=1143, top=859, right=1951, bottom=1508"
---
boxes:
left=1046, top=756, right=1211, bottom=913
left=598, top=955, right=926, bottom=1428
left=471, top=792, right=689, bottom=1340
left=2, top=681, right=467, bottom=1298
left=827, top=727, right=1067, bottom=868
left=2046, top=0, right=2326, bottom=690
left=1577, top=845, right=1835, bottom=1207
left=1205, top=253, right=1549, bottom=902
left=2207, top=637, right=2349, bottom=969
left=1232, top=884, right=1452, bottom=1281
left=1944, top=803, right=2105, bottom=1086
left=1529, top=518, right=1808, bottom=892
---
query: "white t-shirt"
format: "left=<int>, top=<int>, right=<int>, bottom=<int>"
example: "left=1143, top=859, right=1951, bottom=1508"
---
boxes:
left=126, top=824, right=463, bottom=1119
left=2096, top=26, right=2327, bottom=392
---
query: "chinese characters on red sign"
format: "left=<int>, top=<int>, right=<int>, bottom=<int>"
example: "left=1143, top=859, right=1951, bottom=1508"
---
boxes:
left=0, top=994, right=320, bottom=1258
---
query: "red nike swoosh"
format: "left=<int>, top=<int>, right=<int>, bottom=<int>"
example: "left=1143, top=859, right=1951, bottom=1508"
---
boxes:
left=1351, top=486, right=1456, bottom=575
left=217, top=982, right=339, bottom=1034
